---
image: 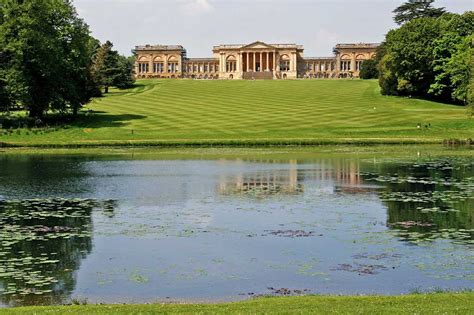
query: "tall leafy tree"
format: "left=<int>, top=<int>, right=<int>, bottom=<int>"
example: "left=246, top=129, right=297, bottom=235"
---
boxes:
left=114, top=55, right=135, bottom=89
left=0, top=2, right=9, bottom=113
left=443, top=35, right=473, bottom=105
left=359, top=59, right=379, bottom=79
left=92, top=41, right=119, bottom=94
left=393, top=0, right=446, bottom=25
left=380, top=17, right=441, bottom=97
left=0, top=0, right=96, bottom=118
left=429, top=13, right=474, bottom=104
left=91, top=41, right=134, bottom=93
left=379, top=11, right=474, bottom=104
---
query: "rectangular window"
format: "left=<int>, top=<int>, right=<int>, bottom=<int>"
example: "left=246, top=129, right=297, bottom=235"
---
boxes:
left=226, top=61, right=236, bottom=72
left=139, top=63, right=149, bottom=73
left=280, top=61, right=290, bottom=71
left=154, top=63, right=164, bottom=73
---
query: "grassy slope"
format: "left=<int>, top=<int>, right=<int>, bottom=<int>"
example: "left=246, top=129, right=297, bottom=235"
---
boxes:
left=1, top=79, right=473, bottom=147
left=4, top=294, right=474, bottom=314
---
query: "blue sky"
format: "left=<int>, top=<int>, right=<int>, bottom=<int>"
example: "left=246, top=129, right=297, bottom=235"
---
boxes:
left=74, top=0, right=473, bottom=57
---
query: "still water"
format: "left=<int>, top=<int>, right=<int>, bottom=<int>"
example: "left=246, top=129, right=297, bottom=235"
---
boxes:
left=0, top=153, right=472, bottom=306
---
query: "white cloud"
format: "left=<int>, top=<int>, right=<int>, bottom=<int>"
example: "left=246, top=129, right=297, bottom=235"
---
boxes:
left=179, top=0, right=214, bottom=16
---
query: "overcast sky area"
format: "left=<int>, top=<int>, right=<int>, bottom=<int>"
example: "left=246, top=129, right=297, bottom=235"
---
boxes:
left=74, top=0, right=473, bottom=57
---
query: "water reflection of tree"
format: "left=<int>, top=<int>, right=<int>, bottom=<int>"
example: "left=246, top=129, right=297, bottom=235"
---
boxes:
left=0, top=198, right=114, bottom=307
left=366, top=159, right=474, bottom=243
left=0, top=155, right=94, bottom=198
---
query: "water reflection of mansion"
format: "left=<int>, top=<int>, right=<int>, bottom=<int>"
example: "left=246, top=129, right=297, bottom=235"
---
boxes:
left=218, top=160, right=370, bottom=196
left=134, top=41, right=379, bottom=80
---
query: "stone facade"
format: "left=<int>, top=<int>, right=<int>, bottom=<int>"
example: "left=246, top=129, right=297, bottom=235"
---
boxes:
left=133, top=41, right=379, bottom=80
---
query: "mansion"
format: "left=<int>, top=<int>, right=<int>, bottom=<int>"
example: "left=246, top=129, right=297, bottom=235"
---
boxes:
left=133, top=41, right=379, bottom=80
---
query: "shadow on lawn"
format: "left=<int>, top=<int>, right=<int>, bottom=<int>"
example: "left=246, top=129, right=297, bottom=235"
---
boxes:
left=0, top=111, right=146, bottom=130
left=75, top=112, right=147, bottom=128
left=98, top=83, right=156, bottom=97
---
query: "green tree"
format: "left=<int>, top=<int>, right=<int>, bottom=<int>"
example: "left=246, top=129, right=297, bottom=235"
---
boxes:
left=91, top=41, right=135, bottom=93
left=91, top=41, right=119, bottom=94
left=0, top=2, right=11, bottom=113
left=359, top=59, right=379, bottom=79
left=393, top=0, right=446, bottom=25
left=380, top=17, right=441, bottom=97
left=114, top=55, right=135, bottom=89
left=0, top=0, right=97, bottom=118
left=379, top=11, right=474, bottom=104
left=430, top=34, right=473, bottom=104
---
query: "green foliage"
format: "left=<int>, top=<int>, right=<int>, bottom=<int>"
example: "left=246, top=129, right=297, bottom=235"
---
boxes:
left=381, top=18, right=440, bottom=96
left=393, top=0, right=446, bottom=25
left=0, top=55, right=9, bottom=112
left=114, top=55, right=135, bottom=89
left=379, top=12, right=474, bottom=104
left=0, top=3, right=11, bottom=112
left=359, top=59, right=378, bottom=79
left=378, top=54, right=399, bottom=96
left=91, top=41, right=134, bottom=93
left=468, top=60, right=474, bottom=118
left=0, top=0, right=96, bottom=118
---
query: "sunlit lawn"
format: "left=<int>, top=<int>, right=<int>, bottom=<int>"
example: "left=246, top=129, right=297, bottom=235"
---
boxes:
left=1, top=79, right=473, bottom=146
left=3, top=293, right=474, bottom=314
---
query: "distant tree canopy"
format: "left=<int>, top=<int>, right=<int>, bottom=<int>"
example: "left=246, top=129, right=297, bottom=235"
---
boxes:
left=359, top=59, right=379, bottom=79
left=393, top=0, right=446, bottom=25
left=0, top=0, right=134, bottom=119
left=378, top=11, right=474, bottom=105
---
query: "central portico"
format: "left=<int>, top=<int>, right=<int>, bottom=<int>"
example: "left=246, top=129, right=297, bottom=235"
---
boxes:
left=213, top=41, right=302, bottom=80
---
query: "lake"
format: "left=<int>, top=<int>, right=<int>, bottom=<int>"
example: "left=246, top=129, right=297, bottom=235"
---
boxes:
left=0, top=149, right=472, bottom=307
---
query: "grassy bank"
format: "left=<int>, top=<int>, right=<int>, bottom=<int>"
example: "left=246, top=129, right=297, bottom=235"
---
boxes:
left=3, top=293, right=474, bottom=314
left=1, top=144, right=473, bottom=159
left=0, top=80, right=472, bottom=147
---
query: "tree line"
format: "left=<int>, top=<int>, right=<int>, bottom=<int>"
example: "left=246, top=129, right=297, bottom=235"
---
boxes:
left=0, top=0, right=134, bottom=119
left=359, top=0, right=473, bottom=107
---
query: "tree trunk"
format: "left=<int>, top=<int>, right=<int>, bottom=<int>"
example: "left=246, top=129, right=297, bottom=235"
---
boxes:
left=29, top=107, right=43, bottom=119
left=104, top=85, right=109, bottom=94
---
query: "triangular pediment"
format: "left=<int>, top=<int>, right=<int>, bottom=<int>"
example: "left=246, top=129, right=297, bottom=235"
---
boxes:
left=242, top=41, right=275, bottom=49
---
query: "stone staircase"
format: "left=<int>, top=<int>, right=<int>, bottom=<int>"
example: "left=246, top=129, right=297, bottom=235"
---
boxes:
left=242, top=72, right=273, bottom=80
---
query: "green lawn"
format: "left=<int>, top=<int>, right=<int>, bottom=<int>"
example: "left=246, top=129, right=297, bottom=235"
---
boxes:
left=3, top=293, right=474, bottom=314
left=1, top=79, right=473, bottom=147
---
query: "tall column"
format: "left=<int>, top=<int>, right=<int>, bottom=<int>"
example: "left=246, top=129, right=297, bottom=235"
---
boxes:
left=276, top=52, right=280, bottom=71
left=246, top=52, right=250, bottom=72
left=164, top=54, right=168, bottom=75
left=253, top=52, right=256, bottom=72
left=237, top=53, right=241, bottom=74
left=148, top=54, right=153, bottom=75
left=259, top=52, right=263, bottom=72
left=336, top=54, right=341, bottom=73
left=266, top=52, right=269, bottom=71
left=351, top=53, right=356, bottom=74
left=220, top=53, right=225, bottom=72
left=273, top=51, right=276, bottom=71
left=291, top=53, right=298, bottom=72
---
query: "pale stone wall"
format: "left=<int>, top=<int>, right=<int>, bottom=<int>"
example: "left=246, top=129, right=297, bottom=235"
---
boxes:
left=133, top=42, right=379, bottom=80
